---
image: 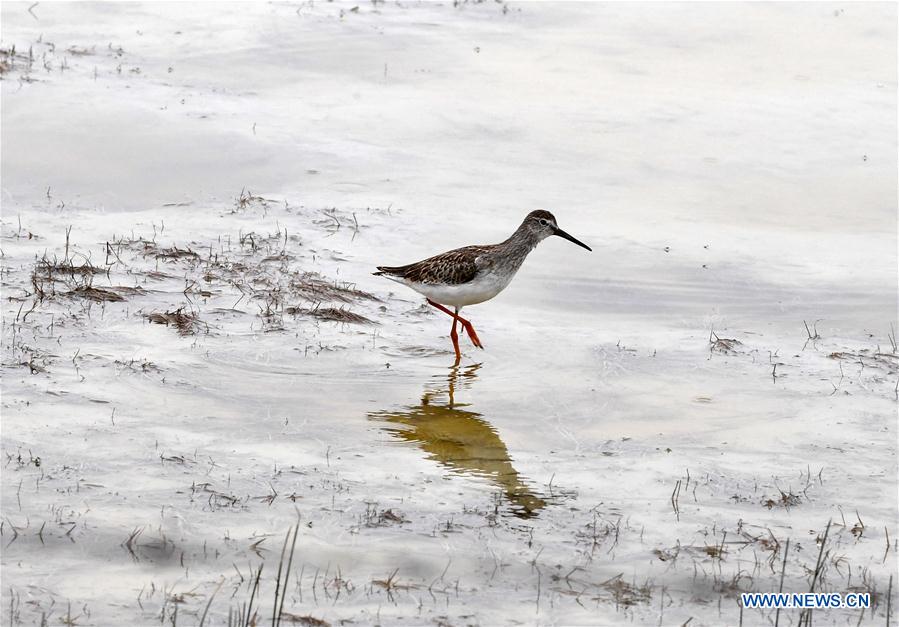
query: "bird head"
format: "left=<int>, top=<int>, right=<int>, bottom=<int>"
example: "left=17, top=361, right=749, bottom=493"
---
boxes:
left=523, top=210, right=592, bottom=251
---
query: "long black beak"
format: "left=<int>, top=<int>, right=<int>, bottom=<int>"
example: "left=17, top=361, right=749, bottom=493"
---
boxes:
left=553, top=227, right=592, bottom=252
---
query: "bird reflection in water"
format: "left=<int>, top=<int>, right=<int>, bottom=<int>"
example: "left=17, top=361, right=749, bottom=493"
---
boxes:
left=370, top=364, right=548, bottom=518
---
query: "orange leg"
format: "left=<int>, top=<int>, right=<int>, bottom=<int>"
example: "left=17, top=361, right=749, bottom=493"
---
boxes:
left=427, top=299, right=484, bottom=349
left=449, top=317, right=461, bottom=364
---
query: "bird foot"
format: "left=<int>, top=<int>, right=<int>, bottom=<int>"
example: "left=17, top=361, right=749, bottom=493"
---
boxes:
left=463, top=322, right=484, bottom=349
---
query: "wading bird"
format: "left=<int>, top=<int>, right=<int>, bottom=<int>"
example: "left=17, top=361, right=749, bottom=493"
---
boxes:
left=374, top=210, right=591, bottom=362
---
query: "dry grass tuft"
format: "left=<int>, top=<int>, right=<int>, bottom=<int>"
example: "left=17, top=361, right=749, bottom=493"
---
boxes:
left=145, top=308, right=202, bottom=335
left=0, top=45, right=31, bottom=75
left=280, top=614, right=331, bottom=626
left=64, top=285, right=125, bottom=302
left=709, top=330, right=742, bottom=354
left=150, top=245, right=200, bottom=261
left=286, top=305, right=374, bottom=325
left=361, top=503, right=407, bottom=527
left=597, top=574, right=651, bottom=607
left=762, top=488, right=801, bottom=509
left=34, top=258, right=105, bottom=278
left=703, top=544, right=727, bottom=558
left=828, top=348, right=898, bottom=375
left=289, top=272, right=379, bottom=304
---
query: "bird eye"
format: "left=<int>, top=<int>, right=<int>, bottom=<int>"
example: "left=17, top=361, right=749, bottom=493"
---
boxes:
left=539, top=219, right=548, bottom=226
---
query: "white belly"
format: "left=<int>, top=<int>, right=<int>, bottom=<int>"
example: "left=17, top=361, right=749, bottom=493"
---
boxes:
left=403, top=272, right=514, bottom=308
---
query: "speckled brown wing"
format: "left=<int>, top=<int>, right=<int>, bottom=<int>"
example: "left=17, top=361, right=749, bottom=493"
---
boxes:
left=375, top=245, right=489, bottom=285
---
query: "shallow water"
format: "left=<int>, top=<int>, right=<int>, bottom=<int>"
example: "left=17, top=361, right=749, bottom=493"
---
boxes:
left=370, top=364, right=552, bottom=518
left=2, top=2, right=897, bottom=626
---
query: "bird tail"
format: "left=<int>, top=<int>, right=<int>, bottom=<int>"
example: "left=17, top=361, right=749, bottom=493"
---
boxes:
left=373, top=265, right=406, bottom=278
